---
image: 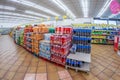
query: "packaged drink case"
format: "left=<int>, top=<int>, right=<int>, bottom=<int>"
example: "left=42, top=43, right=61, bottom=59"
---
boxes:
left=55, top=27, right=72, bottom=34
left=50, top=34, right=72, bottom=45
left=51, top=53, right=67, bottom=65
left=44, top=33, right=53, bottom=41
left=70, top=44, right=76, bottom=54
left=66, top=58, right=83, bottom=67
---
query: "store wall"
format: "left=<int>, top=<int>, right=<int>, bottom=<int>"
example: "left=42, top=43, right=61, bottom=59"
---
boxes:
left=42, top=18, right=94, bottom=26
left=0, top=23, right=19, bottom=28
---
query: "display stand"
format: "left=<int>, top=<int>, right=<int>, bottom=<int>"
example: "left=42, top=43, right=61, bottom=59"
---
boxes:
left=66, top=28, right=92, bottom=73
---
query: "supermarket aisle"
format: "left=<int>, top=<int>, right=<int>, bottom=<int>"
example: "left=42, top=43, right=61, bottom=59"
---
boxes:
left=0, top=35, right=120, bottom=80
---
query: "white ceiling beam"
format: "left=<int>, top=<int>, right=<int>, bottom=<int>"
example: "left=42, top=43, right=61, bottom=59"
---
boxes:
left=51, top=0, right=76, bottom=19
left=97, top=0, right=112, bottom=17
left=10, top=0, right=60, bottom=16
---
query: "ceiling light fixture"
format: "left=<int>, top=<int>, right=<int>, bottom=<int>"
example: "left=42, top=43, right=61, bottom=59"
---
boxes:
left=51, top=0, right=76, bottom=18
left=0, top=11, right=41, bottom=19
left=0, top=5, right=16, bottom=11
left=10, top=0, right=60, bottom=16
left=0, top=15, right=37, bottom=21
left=25, top=10, right=49, bottom=18
left=81, top=0, right=88, bottom=17
left=97, top=0, right=112, bottom=17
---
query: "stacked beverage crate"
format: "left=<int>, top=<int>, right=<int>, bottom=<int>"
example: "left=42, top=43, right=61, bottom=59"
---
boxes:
left=14, top=27, right=24, bottom=45
left=39, top=34, right=52, bottom=60
left=50, top=27, right=72, bottom=66
left=24, top=25, right=33, bottom=52
left=18, top=29, right=24, bottom=46
left=32, top=24, right=48, bottom=56
left=66, top=28, right=92, bottom=72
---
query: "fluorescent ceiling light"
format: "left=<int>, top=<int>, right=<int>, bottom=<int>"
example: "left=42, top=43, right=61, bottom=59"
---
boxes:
left=51, top=0, right=76, bottom=18
left=0, top=15, right=37, bottom=20
left=109, top=12, right=120, bottom=18
left=25, top=10, right=49, bottom=18
left=97, top=0, right=112, bottom=17
left=0, top=5, right=16, bottom=11
left=0, top=11, right=41, bottom=19
left=81, top=0, right=88, bottom=17
left=10, top=0, right=60, bottom=16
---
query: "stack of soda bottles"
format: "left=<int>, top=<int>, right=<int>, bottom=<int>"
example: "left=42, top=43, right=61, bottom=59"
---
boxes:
left=72, top=29, right=92, bottom=53
left=23, top=25, right=33, bottom=52
left=50, top=27, right=72, bottom=66
left=14, top=27, right=22, bottom=44
left=18, top=29, right=24, bottom=46
left=31, top=24, right=48, bottom=55
left=66, top=28, right=92, bottom=68
left=39, top=34, right=52, bottom=60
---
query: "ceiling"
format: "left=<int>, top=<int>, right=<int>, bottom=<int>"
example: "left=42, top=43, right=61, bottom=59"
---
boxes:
left=0, top=0, right=120, bottom=26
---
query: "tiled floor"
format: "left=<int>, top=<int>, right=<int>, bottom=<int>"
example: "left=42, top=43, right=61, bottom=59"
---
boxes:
left=0, top=35, right=120, bottom=80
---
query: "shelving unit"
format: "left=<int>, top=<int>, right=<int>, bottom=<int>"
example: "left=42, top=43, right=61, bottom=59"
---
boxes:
left=66, top=63, right=90, bottom=72
left=67, top=53, right=91, bottom=62
left=92, top=30, right=119, bottom=45
left=66, top=28, right=92, bottom=73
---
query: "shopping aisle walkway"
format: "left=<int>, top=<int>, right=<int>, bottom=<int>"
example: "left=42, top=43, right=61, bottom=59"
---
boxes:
left=0, top=35, right=120, bottom=80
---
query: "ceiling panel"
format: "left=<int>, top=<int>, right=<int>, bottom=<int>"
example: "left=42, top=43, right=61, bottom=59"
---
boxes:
left=0, top=0, right=120, bottom=25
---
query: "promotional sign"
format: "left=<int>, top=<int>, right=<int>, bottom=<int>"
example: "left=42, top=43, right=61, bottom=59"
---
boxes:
left=110, top=0, right=120, bottom=14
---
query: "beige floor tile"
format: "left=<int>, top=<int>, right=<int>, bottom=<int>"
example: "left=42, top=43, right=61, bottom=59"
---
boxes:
left=12, top=72, right=25, bottom=80
left=9, top=65, right=19, bottom=72
left=36, top=73, right=47, bottom=80
left=47, top=65, right=57, bottom=73
left=27, top=67, right=37, bottom=73
left=112, top=73, right=120, bottom=80
left=0, top=70, right=7, bottom=78
left=4, top=71, right=16, bottom=80
left=48, top=72, right=59, bottom=80
left=17, top=66, right=28, bottom=73
left=37, top=66, right=46, bottom=73
left=24, top=73, right=35, bottom=80
left=103, top=68, right=114, bottom=77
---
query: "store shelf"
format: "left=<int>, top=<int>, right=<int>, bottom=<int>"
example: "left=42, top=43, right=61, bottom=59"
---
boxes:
left=66, top=62, right=90, bottom=72
left=67, top=52, right=91, bottom=63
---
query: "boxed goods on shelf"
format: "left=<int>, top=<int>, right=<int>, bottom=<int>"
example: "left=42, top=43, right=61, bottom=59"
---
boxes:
left=66, top=28, right=92, bottom=72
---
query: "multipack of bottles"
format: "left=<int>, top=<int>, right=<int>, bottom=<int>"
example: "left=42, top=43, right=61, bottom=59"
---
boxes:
left=39, top=40, right=51, bottom=60
left=66, top=58, right=83, bottom=67
left=50, top=27, right=72, bottom=65
left=73, top=29, right=91, bottom=37
left=72, top=28, right=92, bottom=53
left=44, top=33, right=53, bottom=41
left=24, top=25, right=33, bottom=52
left=50, top=34, right=71, bottom=45
left=55, top=27, right=72, bottom=34
left=32, top=24, right=48, bottom=55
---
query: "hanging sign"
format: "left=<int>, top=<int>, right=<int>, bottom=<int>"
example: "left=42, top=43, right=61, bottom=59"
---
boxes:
left=110, top=0, right=120, bottom=14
